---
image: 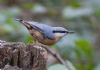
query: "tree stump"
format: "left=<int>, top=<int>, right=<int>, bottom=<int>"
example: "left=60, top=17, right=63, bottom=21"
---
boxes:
left=0, top=41, right=47, bottom=70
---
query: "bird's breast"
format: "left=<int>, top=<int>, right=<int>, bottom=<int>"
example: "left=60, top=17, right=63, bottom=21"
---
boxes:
left=29, top=29, right=43, bottom=39
left=39, top=39, right=56, bottom=45
left=29, top=29, right=62, bottom=45
left=39, top=35, right=61, bottom=45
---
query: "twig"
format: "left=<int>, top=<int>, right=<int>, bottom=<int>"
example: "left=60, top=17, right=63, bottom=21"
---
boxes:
left=43, top=45, right=65, bottom=65
left=36, top=43, right=73, bottom=70
left=36, top=43, right=65, bottom=64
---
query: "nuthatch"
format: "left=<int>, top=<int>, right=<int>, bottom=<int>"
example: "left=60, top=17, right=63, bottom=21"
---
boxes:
left=16, top=19, right=74, bottom=45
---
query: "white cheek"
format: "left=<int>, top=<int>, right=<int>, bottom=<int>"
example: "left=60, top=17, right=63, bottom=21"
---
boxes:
left=54, top=33, right=66, bottom=37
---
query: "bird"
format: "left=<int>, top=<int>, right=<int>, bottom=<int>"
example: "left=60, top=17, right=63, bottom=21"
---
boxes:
left=16, top=19, right=74, bottom=45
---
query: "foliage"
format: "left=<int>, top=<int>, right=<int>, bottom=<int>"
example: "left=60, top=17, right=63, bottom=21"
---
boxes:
left=55, top=39, right=95, bottom=70
left=74, top=39, right=95, bottom=70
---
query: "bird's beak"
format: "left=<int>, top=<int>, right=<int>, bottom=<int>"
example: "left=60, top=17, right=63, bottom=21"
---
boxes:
left=16, top=19, right=32, bottom=29
left=16, top=19, right=23, bottom=23
left=16, top=19, right=26, bottom=25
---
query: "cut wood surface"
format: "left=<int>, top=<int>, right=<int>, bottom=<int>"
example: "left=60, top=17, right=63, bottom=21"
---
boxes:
left=0, top=41, right=47, bottom=70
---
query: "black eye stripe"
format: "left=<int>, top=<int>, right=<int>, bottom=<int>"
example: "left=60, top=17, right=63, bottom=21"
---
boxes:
left=53, top=31, right=66, bottom=33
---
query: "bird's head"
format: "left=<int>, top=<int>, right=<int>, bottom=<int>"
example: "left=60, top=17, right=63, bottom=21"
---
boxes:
left=16, top=19, right=34, bottom=30
left=53, top=27, right=74, bottom=38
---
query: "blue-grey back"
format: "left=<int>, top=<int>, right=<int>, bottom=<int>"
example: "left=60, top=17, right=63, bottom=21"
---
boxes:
left=29, top=21, right=54, bottom=39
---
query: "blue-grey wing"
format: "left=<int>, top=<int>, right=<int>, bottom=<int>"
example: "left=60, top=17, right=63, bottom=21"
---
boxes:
left=30, top=21, right=54, bottom=39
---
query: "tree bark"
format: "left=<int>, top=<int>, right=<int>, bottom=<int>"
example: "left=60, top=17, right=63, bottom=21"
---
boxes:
left=0, top=41, right=47, bottom=70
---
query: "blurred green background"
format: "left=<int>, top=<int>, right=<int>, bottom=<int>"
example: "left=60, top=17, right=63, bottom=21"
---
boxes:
left=0, top=0, right=100, bottom=70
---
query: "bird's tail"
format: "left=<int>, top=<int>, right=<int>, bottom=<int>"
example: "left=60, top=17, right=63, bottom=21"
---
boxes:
left=66, top=31, right=74, bottom=34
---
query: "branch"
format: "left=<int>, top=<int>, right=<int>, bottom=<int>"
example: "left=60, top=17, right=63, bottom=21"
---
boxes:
left=37, top=43, right=73, bottom=70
